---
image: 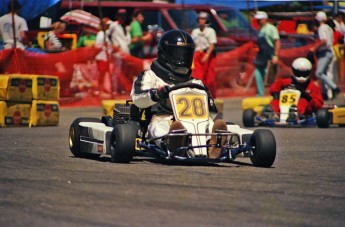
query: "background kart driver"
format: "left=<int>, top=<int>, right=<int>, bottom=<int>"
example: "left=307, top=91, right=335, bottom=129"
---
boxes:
left=269, top=57, right=324, bottom=119
left=130, top=30, right=226, bottom=158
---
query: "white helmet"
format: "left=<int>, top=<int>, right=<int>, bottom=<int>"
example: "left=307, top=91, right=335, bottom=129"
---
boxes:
left=292, top=57, right=312, bottom=83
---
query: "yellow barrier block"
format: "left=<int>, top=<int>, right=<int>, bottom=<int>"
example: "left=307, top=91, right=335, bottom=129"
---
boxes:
left=214, top=99, right=224, bottom=113
left=0, top=101, right=6, bottom=127
left=5, top=102, right=31, bottom=126
left=30, top=100, right=59, bottom=127
left=101, top=100, right=126, bottom=116
left=6, top=74, right=33, bottom=102
left=0, top=75, right=10, bottom=100
left=242, top=96, right=272, bottom=110
left=32, top=75, right=60, bottom=101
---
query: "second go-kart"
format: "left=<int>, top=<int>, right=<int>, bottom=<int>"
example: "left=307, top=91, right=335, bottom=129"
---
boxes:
left=69, top=83, right=276, bottom=167
left=315, top=104, right=345, bottom=128
left=243, top=86, right=317, bottom=127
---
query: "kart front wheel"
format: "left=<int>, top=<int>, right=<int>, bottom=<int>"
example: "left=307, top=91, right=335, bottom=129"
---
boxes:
left=111, top=123, right=137, bottom=163
left=243, top=109, right=256, bottom=127
left=250, top=129, right=276, bottom=168
left=69, top=118, right=102, bottom=159
left=316, top=108, right=330, bottom=128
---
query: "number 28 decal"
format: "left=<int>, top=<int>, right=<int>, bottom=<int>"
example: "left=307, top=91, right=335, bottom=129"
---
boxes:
left=175, top=95, right=208, bottom=119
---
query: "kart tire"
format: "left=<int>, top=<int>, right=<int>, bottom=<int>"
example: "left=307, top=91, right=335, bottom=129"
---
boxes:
left=243, top=109, right=256, bottom=127
left=69, top=118, right=102, bottom=159
left=250, top=129, right=276, bottom=168
left=316, top=108, right=330, bottom=128
left=111, top=123, right=137, bottom=163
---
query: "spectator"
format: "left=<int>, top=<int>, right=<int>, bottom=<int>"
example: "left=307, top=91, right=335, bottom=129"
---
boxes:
left=44, top=22, right=67, bottom=52
left=327, top=19, right=343, bottom=86
left=77, top=29, right=96, bottom=47
left=129, top=10, right=151, bottom=58
left=333, top=12, right=345, bottom=36
left=109, top=8, right=131, bottom=54
left=0, top=0, right=30, bottom=49
left=191, top=12, right=217, bottom=98
left=268, top=57, right=323, bottom=121
left=310, top=11, right=340, bottom=100
left=253, top=11, right=281, bottom=97
left=94, top=17, right=113, bottom=96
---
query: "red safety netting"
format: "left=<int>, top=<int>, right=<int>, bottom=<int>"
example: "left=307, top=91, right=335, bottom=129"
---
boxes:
left=1, top=43, right=344, bottom=107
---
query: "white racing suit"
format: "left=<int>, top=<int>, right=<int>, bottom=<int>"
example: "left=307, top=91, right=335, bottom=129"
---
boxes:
left=130, top=60, right=218, bottom=141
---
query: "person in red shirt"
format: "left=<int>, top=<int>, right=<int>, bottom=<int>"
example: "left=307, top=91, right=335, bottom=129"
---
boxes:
left=269, top=57, right=324, bottom=118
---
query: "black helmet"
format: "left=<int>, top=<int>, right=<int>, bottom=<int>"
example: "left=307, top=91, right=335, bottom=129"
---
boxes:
left=157, top=30, right=195, bottom=79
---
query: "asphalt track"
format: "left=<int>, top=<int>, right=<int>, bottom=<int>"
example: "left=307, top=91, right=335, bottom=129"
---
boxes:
left=0, top=96, right=345, bottom=227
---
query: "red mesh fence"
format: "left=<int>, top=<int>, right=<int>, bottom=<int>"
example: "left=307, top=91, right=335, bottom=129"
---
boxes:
left=1, top=43, right=344, bottom=106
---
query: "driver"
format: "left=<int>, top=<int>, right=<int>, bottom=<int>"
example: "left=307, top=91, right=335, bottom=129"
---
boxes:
left=130, top=29, right=226, bottom=158
left=269, top=57, right=323, bottom=119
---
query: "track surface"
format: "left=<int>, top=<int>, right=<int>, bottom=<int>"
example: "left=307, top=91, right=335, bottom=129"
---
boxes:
left=1, top=97, right=345, bottom=226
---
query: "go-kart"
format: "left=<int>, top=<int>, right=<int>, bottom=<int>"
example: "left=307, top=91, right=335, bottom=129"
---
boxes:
left=243, top=86, right=317, bottom=127
left=316, top=104, right=345, bottom=128
left=69, top=83, right=276, bottom=167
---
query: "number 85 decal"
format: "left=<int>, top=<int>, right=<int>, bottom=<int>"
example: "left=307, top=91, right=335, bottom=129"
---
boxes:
left=280, top=94, right=297, bottom=104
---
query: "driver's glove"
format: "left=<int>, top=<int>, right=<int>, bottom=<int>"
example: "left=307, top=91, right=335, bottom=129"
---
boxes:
left=272, top=92, right=280, bottom=100
left=300, top=90, right=312, bottom=101
left=150, top=86, right=170, bottom=102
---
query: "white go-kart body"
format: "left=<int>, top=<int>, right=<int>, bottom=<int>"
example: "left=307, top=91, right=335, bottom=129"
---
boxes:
left=69, top=83, right=276, bottom=167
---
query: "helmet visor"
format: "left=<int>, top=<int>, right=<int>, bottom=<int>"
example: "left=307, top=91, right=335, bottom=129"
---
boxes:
left=165, top=44, right=195, bottom=69
left=292, top=68, right=311, bottom=78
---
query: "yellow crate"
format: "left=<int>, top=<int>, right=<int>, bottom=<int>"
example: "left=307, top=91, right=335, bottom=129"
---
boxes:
left=0, top=101, right=6, bottom=127
left=30, top=100, right=59, bottom=127
left=0, top=75, right=10, bottom=101
left=5, top=102, right=31, bottom=126
left=32, top=75, right=60, bottom=101
left=6, top=74, right=33, bottom=102
left=101, top=100, right=126, bottom=116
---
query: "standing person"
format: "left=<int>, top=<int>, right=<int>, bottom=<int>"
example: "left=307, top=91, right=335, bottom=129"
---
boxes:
left=44, top=22, right=67, bottom=52
left=253, top=11, right=281, bottom=97
left=0, top=0, right=30, bottom=50
left=109, top=9, right=131, bottom=54
left=77, top=30, right=96, bottom=47
left=333, top=12, right=345, bottom=36
left=310, top=11, right=340, bottom=100
left=95, top=18, right=113, bottom=96
left=191, top=12, right=217, bottom=98
left=129, top=10, right=151, bottom=58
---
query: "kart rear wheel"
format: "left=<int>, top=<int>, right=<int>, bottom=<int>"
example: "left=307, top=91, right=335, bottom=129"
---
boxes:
left=69, top=118, right=101, bottom=159
left=316, top=108, right=330, bottom=128
left=243, top=109, right=256, bottom=127
left=250, top=129, right=276, bottom=168
left=111, top=123, right=137, bottom=163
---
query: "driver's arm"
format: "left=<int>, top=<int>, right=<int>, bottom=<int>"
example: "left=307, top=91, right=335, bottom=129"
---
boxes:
left=131, top=71, right=164, bottom=109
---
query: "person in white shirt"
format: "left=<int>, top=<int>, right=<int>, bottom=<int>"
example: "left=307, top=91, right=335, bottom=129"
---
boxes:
left=333, top=12, right=345, bottom=36
left=191, top=12, right=217, bottom=98
left=310, top=11, right=340, bottom=100
left=109, top=9, right=131, bottom=54
left=95, top=18, right=113, bottom=95
left=0, top=0, right=29, bottom=50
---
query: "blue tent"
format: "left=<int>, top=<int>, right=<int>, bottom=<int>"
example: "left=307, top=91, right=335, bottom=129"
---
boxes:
left=0, top=0, right=61, bottom=21
left=174, top=0, right=341, bottom=11
left=175, top=0, right=286, bottom=10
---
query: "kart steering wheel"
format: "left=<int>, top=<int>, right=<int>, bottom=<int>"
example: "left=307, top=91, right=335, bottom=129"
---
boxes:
left=158, top=83, right=208, bottom=113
